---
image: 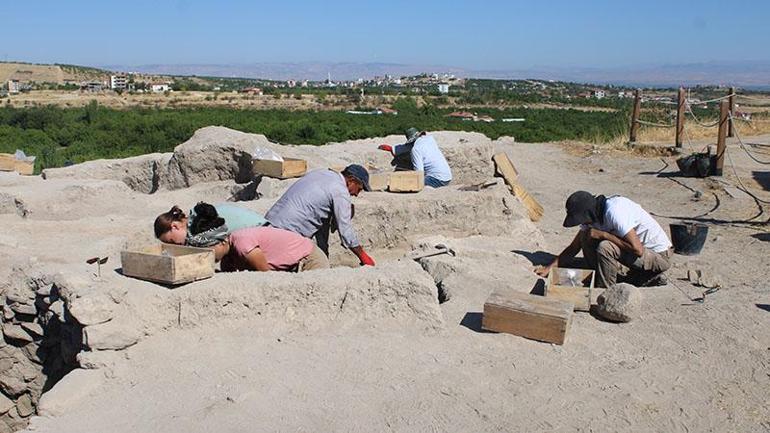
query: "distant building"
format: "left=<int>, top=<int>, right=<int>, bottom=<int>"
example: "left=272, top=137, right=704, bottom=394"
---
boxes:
left=110, top=75, right=128, bottom=90
left=241, top=87, right=263, bottom=95
left=446, top=111, right=475, bottom=120
left=82, top=81, right=104, bottom=92
left=7, top=80, right=20, bottom=94
left=286, top=80, right=296, bottom=88
left=150, top=83, right=171, bottom=93
left=437, top=83, right=450, bottom=94
left=593, top=90, right=606, bottom=99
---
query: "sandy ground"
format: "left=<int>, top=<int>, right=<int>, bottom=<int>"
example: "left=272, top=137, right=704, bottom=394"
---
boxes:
left=8, top=133, right=770, bottom=432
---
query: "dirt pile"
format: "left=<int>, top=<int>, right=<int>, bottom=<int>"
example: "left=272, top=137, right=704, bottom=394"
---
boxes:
left=42, top=127, right=497, bottom=193
left=0, top=126, right=546, bottom=432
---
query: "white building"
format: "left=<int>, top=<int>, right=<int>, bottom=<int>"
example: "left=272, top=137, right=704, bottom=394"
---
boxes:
left=150, top=83, right=171, bottom=93
left=594, top=90, right=606, bottom=99
left=437, top=83, right=450, bottom=94
left=7, top=80, right=20, bottom=94
left=110, top=75, right=128, bottom=90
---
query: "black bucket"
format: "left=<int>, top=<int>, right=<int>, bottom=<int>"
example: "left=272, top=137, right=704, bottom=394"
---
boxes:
left=670, top=222, right=709, bottom=255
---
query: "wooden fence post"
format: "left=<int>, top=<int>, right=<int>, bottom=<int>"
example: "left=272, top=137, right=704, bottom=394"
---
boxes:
left=675, top=87, right=685, bottom=149
left=629, top=89, right=641, bottom=143
left=714, top=100, right=729, bottom=176
left=727, top=87, right=735, bottom=138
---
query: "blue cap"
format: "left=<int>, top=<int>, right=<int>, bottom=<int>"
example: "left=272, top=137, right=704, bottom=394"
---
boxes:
left=342, top=164, right=370, bottom=191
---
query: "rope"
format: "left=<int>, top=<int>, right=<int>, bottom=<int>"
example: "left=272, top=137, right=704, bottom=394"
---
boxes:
left=691, top=93, right=735, bottom=105
left=724, top=144, right=770, bottom=205
left=736, top=94, right=770, bottom=102
left=729, top=111, right=770, bottom=165
left=636, top=119, right=675, bottom=128
left=685, top=104, right=720, bottom=128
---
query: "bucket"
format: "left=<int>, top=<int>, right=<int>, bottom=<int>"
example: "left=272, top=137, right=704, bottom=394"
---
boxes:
left=670, top=222, right=709, bottom=255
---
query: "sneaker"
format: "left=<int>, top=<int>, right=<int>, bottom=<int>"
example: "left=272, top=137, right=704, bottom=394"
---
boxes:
left=643, top=273, right=669, bottom=287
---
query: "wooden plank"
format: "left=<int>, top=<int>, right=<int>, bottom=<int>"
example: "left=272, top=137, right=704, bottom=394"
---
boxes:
left=0, top=153, right=34, bottom=175
left=253, top=158, right=307, bottom=179
left=121, top=244, right=215, bottom=285
left=388, top=170, right=424, bottom=192
left=368, top=172, right=390, bottom=191
left=492, top=152, right=544, bottom=222
left=545, top=267, right=594, bottom=312
left=482, top=290, right=573, bottom=345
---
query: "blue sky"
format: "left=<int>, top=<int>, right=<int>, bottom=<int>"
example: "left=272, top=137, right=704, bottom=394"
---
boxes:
left=3, top=0, right=769, bottom=69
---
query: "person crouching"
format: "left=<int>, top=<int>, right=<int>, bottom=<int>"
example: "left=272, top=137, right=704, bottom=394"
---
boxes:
left=218, top=226, right=329, bottom=272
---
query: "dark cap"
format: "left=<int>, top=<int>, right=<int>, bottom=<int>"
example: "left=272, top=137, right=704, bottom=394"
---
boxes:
left=405, top=127, right=421, bottom=144
left=563, top=191, right=596, bottom=227
left=342, top=164, right=370, bottom=191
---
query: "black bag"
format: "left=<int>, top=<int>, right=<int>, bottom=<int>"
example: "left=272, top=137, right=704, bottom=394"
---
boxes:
left=676, top=153, right=712, bottom=178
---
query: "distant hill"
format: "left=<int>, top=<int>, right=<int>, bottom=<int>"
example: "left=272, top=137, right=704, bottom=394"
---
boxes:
left=107, top=60, right=770, bottom=89
left=0, top=62, right=110, bottom=84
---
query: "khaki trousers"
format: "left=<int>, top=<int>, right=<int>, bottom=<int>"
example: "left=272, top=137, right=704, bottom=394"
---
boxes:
left=297, top=245, right=330, bottom=272
left=580, top=231, right=671, bottom=287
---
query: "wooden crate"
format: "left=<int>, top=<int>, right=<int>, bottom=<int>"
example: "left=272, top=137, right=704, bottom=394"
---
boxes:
left=545, top=267, right=595, bottom=312
left=368, top=172, right=390, bottom=191
left=121, top=244, right=215, bottom=285
left=482, top=289, right=573, bottom=345
left=388, top=170, right=424, bottom=192
left=0, top=153, right=35, bottom=175
left=252, top=158, right=307, bottom=179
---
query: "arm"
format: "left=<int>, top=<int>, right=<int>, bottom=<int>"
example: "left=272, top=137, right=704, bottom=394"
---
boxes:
left=590, top=227, right=644, bottom=257
left=331, top=192, right=360, bottom=249
left=350, top=245, right=375, bottom=266
left=243, top=247, right=272, bottom=272
left=536, top=231, right=582, bottom=276
left=411, top=146, right=424, bottom=172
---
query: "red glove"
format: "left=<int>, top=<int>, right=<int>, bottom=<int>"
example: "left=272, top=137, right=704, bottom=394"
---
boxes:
left=378, top=144, right=393, bottom=154
left=358, top=250, right=375, bottom=266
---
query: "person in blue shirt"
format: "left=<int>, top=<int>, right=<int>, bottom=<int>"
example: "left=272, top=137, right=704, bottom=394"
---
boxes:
left=154, top=202, right=268, bottom=248
left=378, top=128, right=453, bottom=188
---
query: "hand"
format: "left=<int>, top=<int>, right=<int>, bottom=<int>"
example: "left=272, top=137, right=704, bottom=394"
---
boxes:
left=588, top=228, right=606, bottom=240
left=358, top=250, right=375, bottom=266
left=534, top=264, right=551, bottom=277
left=378, top=144, right=393, bottom=154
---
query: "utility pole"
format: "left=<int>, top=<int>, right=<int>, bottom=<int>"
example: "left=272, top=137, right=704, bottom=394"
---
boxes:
left=675, top=87, right=685, bottom=149
left=629, top=89, right=641, bottom=143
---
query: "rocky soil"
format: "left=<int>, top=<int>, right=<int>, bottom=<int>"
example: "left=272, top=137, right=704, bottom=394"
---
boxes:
left=0, top=128, right=767, bottom=433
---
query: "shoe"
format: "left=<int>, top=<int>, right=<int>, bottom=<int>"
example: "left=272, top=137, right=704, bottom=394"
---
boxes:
left=643, top=273, right=669, bottom=287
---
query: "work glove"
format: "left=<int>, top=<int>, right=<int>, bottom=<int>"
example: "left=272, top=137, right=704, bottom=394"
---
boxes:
left=358, top=250, right=375, bottom=266
left=377, top=144, right=393, bottom=154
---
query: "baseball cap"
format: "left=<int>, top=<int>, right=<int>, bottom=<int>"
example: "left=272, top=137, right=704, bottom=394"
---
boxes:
left=563, top=191, right=596, bottom=227
left=342, top=164, right=371, bottom=191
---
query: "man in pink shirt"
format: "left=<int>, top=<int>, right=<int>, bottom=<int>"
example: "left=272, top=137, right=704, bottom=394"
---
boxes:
left=219, top=226, right=329, bottom=272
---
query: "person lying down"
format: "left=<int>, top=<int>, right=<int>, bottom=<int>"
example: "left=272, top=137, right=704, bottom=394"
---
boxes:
left=155, top=202, right=328, bottom=272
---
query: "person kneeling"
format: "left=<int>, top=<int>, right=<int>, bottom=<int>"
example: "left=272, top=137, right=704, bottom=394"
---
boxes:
left=218, top=226, right=329, bottom=272
left=537, top=191, right=672, bottom=287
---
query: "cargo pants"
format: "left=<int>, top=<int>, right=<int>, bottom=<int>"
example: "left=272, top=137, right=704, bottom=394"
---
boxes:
left=580, top=231, right=671, bottom=288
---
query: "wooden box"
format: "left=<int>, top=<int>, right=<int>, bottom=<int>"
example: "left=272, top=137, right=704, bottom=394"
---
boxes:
left=482, top=289, right=573, bottom=345
left=388, top=170, right=424, bottom=192
left=121, top=244, right=215, bottom=285
left=368, top=172, right=390, bottom=191
left=0, top=153, right=35, bottom=175
left=545, top=267, right=595, bottom=312
left=252, top=157, right=307, bottom=179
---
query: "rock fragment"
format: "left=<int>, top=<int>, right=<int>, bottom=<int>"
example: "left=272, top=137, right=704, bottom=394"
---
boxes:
left=595, top=283, right=641, bottom=323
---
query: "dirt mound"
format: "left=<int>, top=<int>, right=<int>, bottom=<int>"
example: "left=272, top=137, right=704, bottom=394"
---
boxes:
left=42, top=127, right=497, bottom=192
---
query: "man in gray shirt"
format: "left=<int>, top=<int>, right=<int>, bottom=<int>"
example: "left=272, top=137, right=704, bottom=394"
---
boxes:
left=265, top=164, right=376, bottom=266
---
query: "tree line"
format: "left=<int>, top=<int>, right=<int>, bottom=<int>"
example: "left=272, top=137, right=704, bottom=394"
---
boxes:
left=0, top=99, right=629, bottom=172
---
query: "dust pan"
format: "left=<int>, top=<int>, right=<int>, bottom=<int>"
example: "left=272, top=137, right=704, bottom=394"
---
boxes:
left=492, top=152, right=544, bottom=222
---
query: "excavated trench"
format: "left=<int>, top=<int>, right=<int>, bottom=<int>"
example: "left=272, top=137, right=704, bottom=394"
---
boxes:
left=0, top=127, right=541, bottom=431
